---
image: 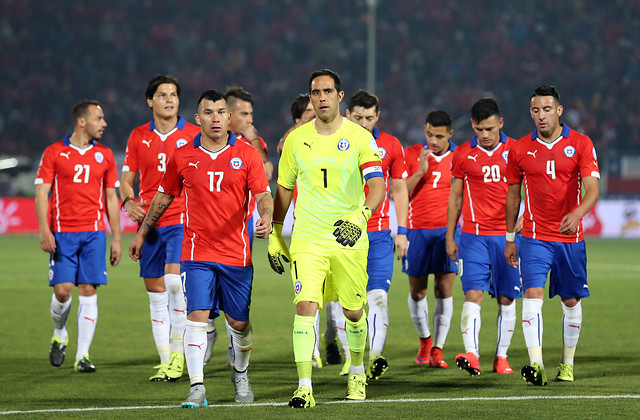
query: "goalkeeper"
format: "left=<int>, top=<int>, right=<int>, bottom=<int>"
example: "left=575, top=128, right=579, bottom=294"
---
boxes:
left=269, top=69, right=384, bottom=408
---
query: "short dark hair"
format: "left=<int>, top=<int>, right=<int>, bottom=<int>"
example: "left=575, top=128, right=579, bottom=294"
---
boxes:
left=530, top=85, right=561, bottom=103
left=224, top=86, right=253, bottom=109
left=71, top=100, right=100, bottom=126
left=290, top=93, right=310, bottom=122
left=348, top=89, right=379, bottom=113
left=197, top=89, right=225, bottom=108
left=471, top=98, right=501, bottom=124
left=145, top=74, right=181, bottom=100
left=425, top=110, right=452, bottom=129
left=308, top=69, right=342, bottom=94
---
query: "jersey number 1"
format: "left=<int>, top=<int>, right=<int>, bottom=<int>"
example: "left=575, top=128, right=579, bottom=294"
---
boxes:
left=321, top=168, right=328, bottom=188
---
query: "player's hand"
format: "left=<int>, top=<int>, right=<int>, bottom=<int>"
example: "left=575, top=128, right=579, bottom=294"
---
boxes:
left=268, top=222, right=290, bottom=274
left=559, top=211, right=580, bottom=235
left=394, top=233, right=409, bottom=259
left=515, top=216, right=524, bottom=234
left=39, top=230, right=56, bottom=253
left=418, top=146, right=431, bottom=175
left=254, top=216, right=271, bottom=239
left=263, top=161, right=274, bottom=181
left=244, top=124, right=259, bottom=141
left=110, top=240, right=121, bottom=266
left=129, top=234, right=145, bottom=262
left=446, top=237, right=459, bottom=262
left=504, top=241, right=518, bottom=268
left=333, top=206, right=372, bottom=247
left=124, top=199, right=147, bottom=223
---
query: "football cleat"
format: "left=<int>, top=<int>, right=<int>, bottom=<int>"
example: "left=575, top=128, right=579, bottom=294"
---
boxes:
left=493, top=356, right=513, bottom=374
left=367, top=355, right=389, bottom=380
left=49, top=337, right=67, bottom=368
left=74, top=355, right=96, bottom=373
left=521, top=362, right=548, bottom=386
left=346, top=373, right=367, bottom=400
left=455, top=352, right=481, bottom=376
left=165, top=352, right=185, bottom=381
left=416, top=336, right=432, bottom=364
left=429, top=347, right=448, bottom=368
left=312, top=355, right=323, bottom=369
left=339, top=357, right=351, bottom=376
left=181, top=384, right=208, bottom=408
left=149, top=363, right=169, bottom=381
left=289, top=385, right=316, bottom=408
left=204, top=327, right=218, bottom=364
left=231, top=370, right=254, bottom=403
left=325, top=341, right=342, bottom=365
left=555, top=362, right=574, bottom=382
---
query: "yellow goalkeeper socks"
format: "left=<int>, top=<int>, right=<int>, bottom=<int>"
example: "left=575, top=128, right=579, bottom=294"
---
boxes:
left=293, top=314, right=316, bottom=382
left=345, top=312, right=368, bottom=369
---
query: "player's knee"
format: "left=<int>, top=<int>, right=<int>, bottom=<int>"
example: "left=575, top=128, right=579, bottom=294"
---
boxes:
left=164, top=273, right=182, bottom=295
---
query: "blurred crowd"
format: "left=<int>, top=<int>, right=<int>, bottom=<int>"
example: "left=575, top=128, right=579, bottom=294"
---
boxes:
left=1, top=0, right=639, bottom=193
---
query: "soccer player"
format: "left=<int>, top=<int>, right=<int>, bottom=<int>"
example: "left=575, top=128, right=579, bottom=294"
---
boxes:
left=121, top=74, right=200, bottom=382
left=268, top=69, right=385, bottom=407
left=446, top=98, right=521, bottom=376
left=129, top=89, right=273, bottom=408
left=343, top=89, right=409, bottom=380
left=505, top=85, right=599, bottom=385
left=277, top=93, right=316, bottom=155
left=403, top=110, right=458, bottom=369
left=35, top=100, right=121, bottom=373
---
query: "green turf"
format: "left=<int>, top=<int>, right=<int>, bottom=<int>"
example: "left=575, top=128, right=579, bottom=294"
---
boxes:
left=1, top=235, right=639, bottom=419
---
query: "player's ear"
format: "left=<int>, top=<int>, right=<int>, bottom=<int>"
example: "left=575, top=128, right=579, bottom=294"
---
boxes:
left=557, top=105, right=563, bottom=118
left=194, top=113, right=201, bottom=126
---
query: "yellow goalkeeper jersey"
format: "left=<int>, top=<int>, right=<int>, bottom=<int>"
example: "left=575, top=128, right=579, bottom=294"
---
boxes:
left=278, top=117, right=383, bottom=248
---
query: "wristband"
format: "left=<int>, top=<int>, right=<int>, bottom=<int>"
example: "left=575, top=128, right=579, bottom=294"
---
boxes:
left=505, top=232, right=515, bottom=242
left=397, top=226, right=408, bottom=235
left=121, top=196, right=134, bottom=210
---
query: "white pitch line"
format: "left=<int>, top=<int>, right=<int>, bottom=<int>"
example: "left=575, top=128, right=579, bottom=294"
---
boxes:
left=2, top=394, right=639, bottom=415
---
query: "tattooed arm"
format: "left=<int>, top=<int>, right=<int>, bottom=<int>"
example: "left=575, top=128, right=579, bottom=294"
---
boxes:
left=253, top=191, right=274, bottom=239
left=129, top=191, right=174, bottom=261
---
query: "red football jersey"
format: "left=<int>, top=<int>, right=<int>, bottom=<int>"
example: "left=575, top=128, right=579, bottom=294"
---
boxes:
left=35, top=135, right=119, bottom=232
left=405, top=140, right=456, bottom=229
left=366, top=128, right=407, bottom=232
left=506, top=124, right=600, bottom=242
left=236, top=133, right=269, bottom=219
left=451, top=132, right=515, bottom=235
left=122, top=116, right=200, bottom=227
left=159, top=132, right=270, bottom=266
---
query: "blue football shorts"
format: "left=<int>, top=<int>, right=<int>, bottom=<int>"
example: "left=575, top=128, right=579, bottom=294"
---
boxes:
left=367, top=230, right=394, bottom=292
left=49, top=231, right=107, bottom=286
left=181, top=260, right=253, bottom=321
left=458, top=232, right=522, bottom=299
left=402, top=226, right=459, bottom=277
left=519, top=236, right=589, bottom=299
left=139, top=224, right=183, bottom=278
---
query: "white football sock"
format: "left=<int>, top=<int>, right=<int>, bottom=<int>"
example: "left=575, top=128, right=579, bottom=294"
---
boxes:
left=408, top=294, right=431, bottom=338
left=496, top=300, right=517, bottom=358
left=229, top=322, right=252, bottom=372
left=367, top=289, right=389, bottom=357
left=460, top=301, right=481, bottom=357
left=184, top=320, right=207, bottom=385
left=561, top=301, right=582, bottom=365
left=76, top=294, right=98, bottom=360
left=164, top=274, right=186, bottom=354
left=522, top=298, right=544, bottom=366
left=50, top=293, right=71, bottom=343
left=434, top=296, right=452, bottom=348
left=148, top=291, right=171, bottom=364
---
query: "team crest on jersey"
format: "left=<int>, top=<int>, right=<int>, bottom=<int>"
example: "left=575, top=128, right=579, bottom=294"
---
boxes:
left=502, top=151, right=509, bottom=163
left=176, top=138, right=188, bottom=148
left=94, top=151, right=104, bottom=163
left=230, top=157, right=243, bottom=169
left=337, top=138, right=350, bottom=151
left=378, top=146, right=387, bottom=159
left=294, top=281, right=302, bottom=294
left=563, top=146, right=576, bottom=158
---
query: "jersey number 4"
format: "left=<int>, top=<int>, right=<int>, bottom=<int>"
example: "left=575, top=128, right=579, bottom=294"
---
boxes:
left=546, top=160, right=556, bottom=179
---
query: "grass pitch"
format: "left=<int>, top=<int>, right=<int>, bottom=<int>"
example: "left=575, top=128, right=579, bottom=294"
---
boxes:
left=0, top=235, right=639, bottom=419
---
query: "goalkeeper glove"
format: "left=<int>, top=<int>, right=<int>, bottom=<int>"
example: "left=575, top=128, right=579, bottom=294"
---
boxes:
left=268, top=222, right=290, bottom=274
left=333, top=206, right=372, bottom=247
